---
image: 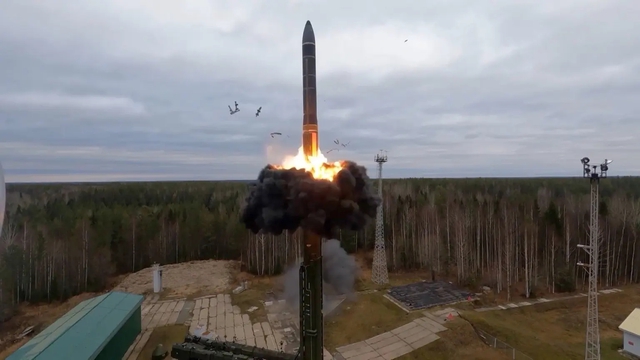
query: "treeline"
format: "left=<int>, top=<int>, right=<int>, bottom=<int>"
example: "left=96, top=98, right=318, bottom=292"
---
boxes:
left=1, top=177, right=640, bottom=320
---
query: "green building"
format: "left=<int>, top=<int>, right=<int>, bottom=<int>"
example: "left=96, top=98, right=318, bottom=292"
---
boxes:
left=8, top=291, right=144, bottom=360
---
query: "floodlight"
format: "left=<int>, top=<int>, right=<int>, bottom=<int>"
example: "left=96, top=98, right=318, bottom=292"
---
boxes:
left=581, top=157, right=590, bottom=165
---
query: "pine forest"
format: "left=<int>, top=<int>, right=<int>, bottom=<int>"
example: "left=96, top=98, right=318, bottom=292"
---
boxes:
left=2, top=177, right=640, bottom=321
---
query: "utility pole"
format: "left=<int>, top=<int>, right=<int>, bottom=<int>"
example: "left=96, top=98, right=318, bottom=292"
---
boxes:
left=372, top=150, right=389, bottom=285
left=577, top=157, right=611, bottom=360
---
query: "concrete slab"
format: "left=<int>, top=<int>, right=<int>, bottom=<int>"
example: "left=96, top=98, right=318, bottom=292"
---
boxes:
left=256, top=336, right=267, bottom=349
left=365, top=331, right=396, bottom=346
left=377, top=341, right=411, bottom=360
left=347, top=350, right=381, bottom=360
left=266, top=334, right=278, bottom=350
left=408, top=332, right=439, bottom=349
left=244, top=324, right=254, bottom=339
left=234, top=314, right=243, bottom=327
left=414, top=318, right=447, bottom=333
left=261, top=321, right=273, bottom=336
left=225, top=326, right=235, bottom=340
left=395, top=325, right=425, bottom=341
left=390, top=322, right=418, bottom=335
left=368, top=335, right=398, bottom=351
left=225, top=312, right=234, bottom=328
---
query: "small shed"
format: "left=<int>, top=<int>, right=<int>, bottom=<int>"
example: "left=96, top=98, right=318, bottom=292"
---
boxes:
left=619, top=308, right=640, bottom=357
left=8, top=291, right=144, bottom=360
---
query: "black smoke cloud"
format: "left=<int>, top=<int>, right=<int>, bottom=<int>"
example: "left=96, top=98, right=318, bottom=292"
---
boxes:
left=241, top=161, right=380, bottom=238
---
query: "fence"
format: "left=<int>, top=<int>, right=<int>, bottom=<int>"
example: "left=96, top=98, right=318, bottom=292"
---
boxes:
left=475, top=328, right=534, bottom=360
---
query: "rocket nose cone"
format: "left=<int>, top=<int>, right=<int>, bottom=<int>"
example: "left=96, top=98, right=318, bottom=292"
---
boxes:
left=303, top=21, right=315, bottom=43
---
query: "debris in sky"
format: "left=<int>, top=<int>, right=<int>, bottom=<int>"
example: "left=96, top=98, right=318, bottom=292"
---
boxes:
left=256, top=106, right=262, bottom=117
left=326, top=148, right=339, bottom=153
left=270, top=132, right=282, bottom=138
left=228, top=101, right=240, bottom=115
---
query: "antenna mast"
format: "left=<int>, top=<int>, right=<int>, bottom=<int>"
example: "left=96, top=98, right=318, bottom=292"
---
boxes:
left=372, top=150, right=389, bottom=285
left=577, top=157, right=611, bottom=360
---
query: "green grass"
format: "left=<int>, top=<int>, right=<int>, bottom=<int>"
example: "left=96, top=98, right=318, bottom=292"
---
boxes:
left=462, top=287, right=640, bottom=359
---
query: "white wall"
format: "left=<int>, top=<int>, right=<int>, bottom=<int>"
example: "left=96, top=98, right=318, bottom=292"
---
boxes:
left=623, top=331, right=640, bottom=356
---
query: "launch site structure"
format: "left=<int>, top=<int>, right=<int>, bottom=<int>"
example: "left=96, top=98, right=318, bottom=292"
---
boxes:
left=577, top=157, right=611, bottom=360
left=371, top=151, right=389, bottom=285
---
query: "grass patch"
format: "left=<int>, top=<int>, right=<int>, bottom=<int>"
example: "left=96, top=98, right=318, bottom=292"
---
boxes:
left=137, top=324, right=188, bottom=360
left=463, top=286, right=640, bottom=360
left=324, top=292, right=423, bottom=351
left=397, top=320, right=512, bottom=360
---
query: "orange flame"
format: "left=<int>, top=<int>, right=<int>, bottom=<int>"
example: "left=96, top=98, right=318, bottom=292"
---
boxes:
left=274, top=147, right=344, bottom=181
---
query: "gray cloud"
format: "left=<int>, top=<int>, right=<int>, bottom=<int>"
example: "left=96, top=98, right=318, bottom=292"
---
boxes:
left=0, top=0, right=639, bottom=182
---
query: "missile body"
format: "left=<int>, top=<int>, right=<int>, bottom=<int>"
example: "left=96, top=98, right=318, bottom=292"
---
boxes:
left=300, top=20, right=324, bottom=360
left=302, top=20, right=318, bottom=158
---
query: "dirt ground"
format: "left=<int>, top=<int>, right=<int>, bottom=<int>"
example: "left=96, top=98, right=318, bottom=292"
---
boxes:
left=112, top=260, right=234, bottom=299
left=0, top=292, right=99, bottom=358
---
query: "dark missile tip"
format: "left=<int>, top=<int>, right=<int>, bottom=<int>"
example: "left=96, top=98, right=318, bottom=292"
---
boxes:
left=303, top=20, right=315, bottom=43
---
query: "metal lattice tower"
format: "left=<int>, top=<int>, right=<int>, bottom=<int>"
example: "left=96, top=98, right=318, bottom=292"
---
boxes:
left=372, top=150, right=389, bottom=285
left=577, top=157, right=611, bottom=360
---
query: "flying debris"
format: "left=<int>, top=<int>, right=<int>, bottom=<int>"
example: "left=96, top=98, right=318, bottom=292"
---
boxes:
left=333, top=139, right=339, bottom=145
left=341, top=141, right=350, bottom=148
left=404, top=39, right=408, bottom=43
left=228, top=105, right=239, bottom=115
left=326, top=148, right=339, bottom=153
left=228, top=102, right=240, bottom=115
left=256, top=107, right=262, bottom=117
left=270, top=132, right=282, bottom=138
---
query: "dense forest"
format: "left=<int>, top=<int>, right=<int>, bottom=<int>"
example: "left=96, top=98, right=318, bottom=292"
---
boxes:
left=2, top=176, right=640, bottom=321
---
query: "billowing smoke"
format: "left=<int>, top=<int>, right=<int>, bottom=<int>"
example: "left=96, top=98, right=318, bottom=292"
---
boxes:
left=241, top=161, right=380, bottom=238
left=282, top=239, right=359, bottom=308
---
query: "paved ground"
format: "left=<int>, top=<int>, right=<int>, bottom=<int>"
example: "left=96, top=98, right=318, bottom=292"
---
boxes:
left=334, top=308, right=457, bottom=360
left=123, top=293, right=334, bottom=360
left=123, top=294, right=194, bottom=360
left=474, top=288, right=622, bottom=312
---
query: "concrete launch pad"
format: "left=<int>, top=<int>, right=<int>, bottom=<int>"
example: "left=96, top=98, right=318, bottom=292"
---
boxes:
left=387, top=281, right=472, bottom=311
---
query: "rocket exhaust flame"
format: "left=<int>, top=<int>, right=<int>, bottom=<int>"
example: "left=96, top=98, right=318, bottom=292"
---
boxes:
left=274, top=147, right=343, bottom=181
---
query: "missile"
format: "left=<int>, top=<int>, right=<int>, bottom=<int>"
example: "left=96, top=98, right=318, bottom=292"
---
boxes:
left=302, top=20, right=318, bottom=158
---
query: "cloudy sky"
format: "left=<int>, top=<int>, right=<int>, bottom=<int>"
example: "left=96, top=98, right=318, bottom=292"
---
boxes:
left=0, top=0, right=638, bottom=182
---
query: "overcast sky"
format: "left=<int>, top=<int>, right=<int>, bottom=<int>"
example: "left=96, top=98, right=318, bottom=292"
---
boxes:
left=0, top=0, right=638, bottom=182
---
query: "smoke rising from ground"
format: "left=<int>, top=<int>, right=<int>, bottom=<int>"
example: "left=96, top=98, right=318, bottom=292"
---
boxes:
left=241, top=161, right=380, bottom=238
left=282, top=239, right=359, bottom=308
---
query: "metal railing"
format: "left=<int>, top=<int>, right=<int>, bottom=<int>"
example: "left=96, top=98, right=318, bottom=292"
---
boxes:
left=475, top=328, right=534, bottom=360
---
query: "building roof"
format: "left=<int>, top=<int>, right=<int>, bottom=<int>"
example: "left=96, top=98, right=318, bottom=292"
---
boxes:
left=620, top=308, right=640, bottom=335
left=7, top=291, right=143, bottom=360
